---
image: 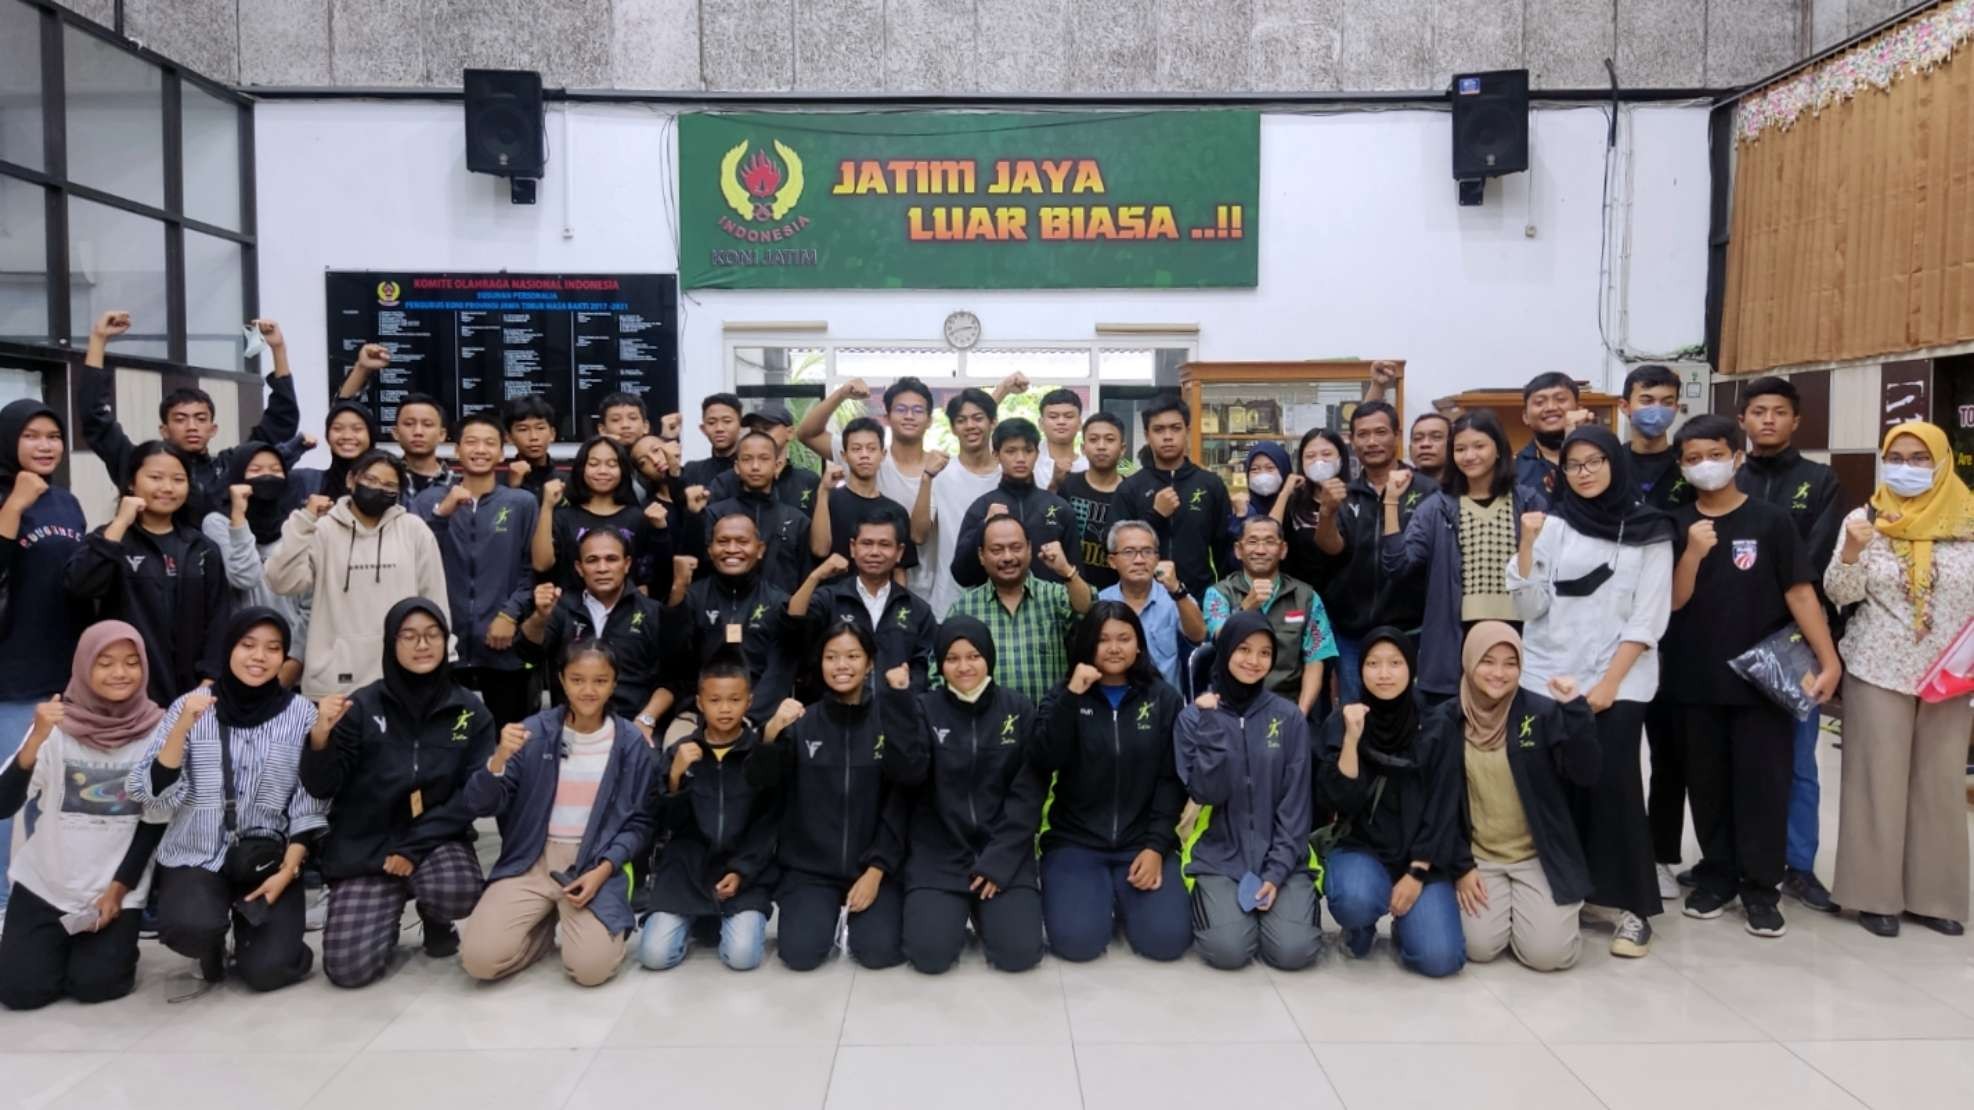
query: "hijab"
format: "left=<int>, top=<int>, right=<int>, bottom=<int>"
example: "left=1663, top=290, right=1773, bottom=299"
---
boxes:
left=1209, top=611, right=1274, bottom=714
left=59, top=620, right=165, bottom=751
left=0, top=398, right=61, bottom=499
left=1459, top=621, right=1520, bottom=752
left=1554, top=425, right=1674, bottom=547
left=382, top=596, right=454, bottom=721
left=225, top=440, right=288, bottom=546
left=1357, top=626, right=1421, bottom=763
left=1243, top=441, right=1293, bottom=517
left=321, top=401, right=382, bottom=497
left=213, top=607, right=295, bottom=729
left=935, top=615, right=995, bottom=703
left=1869, top=420, right=1974, bottom=633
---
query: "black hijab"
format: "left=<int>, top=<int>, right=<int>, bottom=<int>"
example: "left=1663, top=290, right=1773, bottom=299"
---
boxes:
left=214, top=607, right=296, bottom=729
left=0, top=398, right=60, bottom=499
left=382, top=596, right=454, bottom=722
left=934, top=615, right=996, bottom=701
left=321, top=401, right=382, bottom=496
left=1357, top=626, right=1421, bottom=764
left=225, top=440, right=288, bottom=545
left=1210, top=611, right=1274, bottom=714
left=1554, top=426, right=1674, bottom=547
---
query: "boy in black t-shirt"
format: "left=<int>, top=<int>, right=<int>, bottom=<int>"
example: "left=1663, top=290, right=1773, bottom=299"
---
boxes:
left=1664, top=416, right=1841, bottom=940
left=1058, top=412, right=1126, bottom=590
left=809, top=417, right=917, bottom=576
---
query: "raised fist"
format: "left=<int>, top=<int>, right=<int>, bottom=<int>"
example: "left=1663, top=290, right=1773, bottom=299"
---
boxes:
left=1067, top=663, right=1103, bottom=694
left=1841, top=515, right=1875, bottom=561
left=1318, top=478, right=1348, bottom=510
left=1152, top=486, right=1181, bottom=517
left=768, top=698, right=805, bottom=734
left=643, top=500, right=669, bottom=530
left=229, top=484, right=253, bottom=514
left=923, top=450, right=950, bottom=477
left=496, top=723, right=531, bottom=760
left=885, top=663, right=912, bottom=690
left=673, top=739, right=706, bottom=773
left=533, top=582, right=563, bottom=616
left=999, top=371, right=1030, bottom=395
left=672, top=554, right=699, bottom=581
left=1037, top=540, right=1071, bottom=576
left=91, top=311, right=131, bottom=340
left=1370, top=360, right=1399, bottom=386
left=1686, top=518, right=1718, bottom=556
left=436, top=484, right=474, bottom=517
left=33, top=695, right=66, bottom=734
left=306, top=494, right=334, bottom=518
left=659, top=412, right=682, bottom=439
left=842, top=378, right=871, bottom=400
left=1193, top=692, right=1219, bottom=711
left=1520, top=511, right=1546, bottom=543
left=114, top=496, right=147, bottom=524
left=354, top=343, right=390, bottom=372
left=1154, top=560, right=1181, bottom=593
left=1244, top=578, right=1274, bottom=609
left=1385, top=468, right=1415, bottom=502
left=507, top=459, right=531, bottom=487
left=4, top=471, right=49, bottom=508
left=1565, top=408, right=1595, bottom=431
left=541, top=478, right=565, bottom=507
left=182, top=682, right=217, bottom=722
left=815, top=552, right=851, bottom=580
left=984, top=502, right=1009, bottom=520
left=252, top=318, right=285, bottom=349
left=314, top=693, right=351, bottom=736
left=822, top=463, right=845, bottom=488
left=684, top=485, right=710, bottom=514
left=300, top=433, right=318, bottom=452
left=1341, top=703, right=1369, bottom=737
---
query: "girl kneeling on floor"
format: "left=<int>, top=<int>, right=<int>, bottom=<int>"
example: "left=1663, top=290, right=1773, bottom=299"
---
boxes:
left=1443, top=622, right=1600, bottom=972
left=459, top=638, right=656, bottom=987
left=0, top=622, right=167, bottom=1009
left=1176, top=611, right=1320, bottom=970
left=753, top=618, right=912, bottom=971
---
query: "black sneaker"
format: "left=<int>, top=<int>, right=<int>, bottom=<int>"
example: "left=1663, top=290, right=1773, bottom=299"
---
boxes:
left=1858, top=912, right=1901, bottom=937
left=1684, top=889, right=1733, bottom=919
left=1675, top=868, right=1697, bottom=887
left=1781, top=868, right=1837, bottom=913
left=1905, top=913, right=1966, bottom=937
left=422, top=921, right=461, bottom=958
left=1745, top=902, right=1787, bottom=937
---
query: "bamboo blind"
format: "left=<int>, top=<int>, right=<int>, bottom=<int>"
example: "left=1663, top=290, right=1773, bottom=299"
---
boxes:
left=1719, top=42, right=1974, bottom=374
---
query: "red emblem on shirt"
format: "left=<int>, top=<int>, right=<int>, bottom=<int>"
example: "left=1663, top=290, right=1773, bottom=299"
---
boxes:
left=1731, top=539, right=1758, bottom=571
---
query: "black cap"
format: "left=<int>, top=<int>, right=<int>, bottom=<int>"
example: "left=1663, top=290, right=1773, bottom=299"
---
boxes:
left=744, top=403, right=793, bottom=429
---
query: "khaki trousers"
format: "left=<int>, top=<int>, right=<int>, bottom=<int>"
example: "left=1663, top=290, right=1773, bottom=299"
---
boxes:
left=1461, top=856, right=1582, bottom=972
left=459, top=839, right=627, bottom=987
left=1832, top=677, right=1973, bottom=922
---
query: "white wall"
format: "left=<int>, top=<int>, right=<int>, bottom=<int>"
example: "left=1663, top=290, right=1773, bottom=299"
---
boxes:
left=255, top=99, right=1712, bottom=463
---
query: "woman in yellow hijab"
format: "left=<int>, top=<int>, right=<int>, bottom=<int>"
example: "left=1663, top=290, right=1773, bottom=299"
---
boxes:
left=1824, top=420, right=1974, bottom=939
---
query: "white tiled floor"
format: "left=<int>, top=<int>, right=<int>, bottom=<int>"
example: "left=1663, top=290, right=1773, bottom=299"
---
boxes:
left=4, top=742, right=1970, bottom=1109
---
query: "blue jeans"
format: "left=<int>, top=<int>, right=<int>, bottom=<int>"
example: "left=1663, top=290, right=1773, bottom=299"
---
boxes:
left=1323, top=848, right=1465, bottom=978
left=1785, top=711, right=1821, bottom=873
left=0, top=699, right=41, bottom=919
left=636, top=910, right=767, bottom=971
left=1333, top=635, right=1364, bottom=706
left=1039, top=845, right=1192, bottom=962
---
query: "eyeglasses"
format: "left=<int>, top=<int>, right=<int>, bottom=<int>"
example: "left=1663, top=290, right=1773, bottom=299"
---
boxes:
left=1562, top=456, right=1609, bottom=477
left=357, top=479, right=401, bottom=495
left=889, top=404, right=929, bottom=418
left=1112, top=546, right=1158, bottom=561
left=395, top=629, right=446, bottom=647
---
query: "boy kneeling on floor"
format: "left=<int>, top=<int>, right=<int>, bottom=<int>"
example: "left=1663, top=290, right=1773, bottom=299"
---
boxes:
left=635, top=652, right=778, bottom=971
left=458, top=638, right=656, bottom=986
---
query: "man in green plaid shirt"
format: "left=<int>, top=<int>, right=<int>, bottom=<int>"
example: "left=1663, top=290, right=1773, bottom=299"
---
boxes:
left=946, top=513, right=1094, bottom=705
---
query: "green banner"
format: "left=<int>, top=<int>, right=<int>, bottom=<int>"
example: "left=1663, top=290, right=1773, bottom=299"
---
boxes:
left=678, top=110, right=1258, bottom=290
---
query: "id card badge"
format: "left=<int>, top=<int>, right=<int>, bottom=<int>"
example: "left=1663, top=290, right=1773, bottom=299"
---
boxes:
left=725, top=622, right=744, bottom=644
left=408, top=789, right=424, bottom=818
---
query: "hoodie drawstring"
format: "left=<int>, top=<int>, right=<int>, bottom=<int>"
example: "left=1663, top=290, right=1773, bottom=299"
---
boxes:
left=340, top=513, right=390, bottom=590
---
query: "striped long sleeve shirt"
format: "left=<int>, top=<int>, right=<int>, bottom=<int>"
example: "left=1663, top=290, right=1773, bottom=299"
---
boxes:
left=126, top=693, right=327, bottom=872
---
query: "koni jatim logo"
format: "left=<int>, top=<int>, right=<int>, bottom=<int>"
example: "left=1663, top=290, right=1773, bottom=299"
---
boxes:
left=375, top=280, right=401, bottom=307
left=719, top=139, right=810, bottom=243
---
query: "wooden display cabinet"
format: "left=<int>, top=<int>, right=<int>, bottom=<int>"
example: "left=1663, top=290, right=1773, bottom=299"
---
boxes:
left=1179, top=360, right=1403, bottom=493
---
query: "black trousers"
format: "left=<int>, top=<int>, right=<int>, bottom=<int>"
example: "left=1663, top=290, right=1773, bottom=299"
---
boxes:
left=456, top=666, right=534, bottom=729
left=155, top=864, right=313, bottom=992
left=901, top=886, right=1044, bottom=974
left=1645, top=697, right=1687, bottom=864
left=1574, top=701, right=1662, bottom=917
left=0, top=882, right=143, bottom=1010
left=773, top=874, right=905, bottom=971
left=1681, top=702, right=1793, bottom=909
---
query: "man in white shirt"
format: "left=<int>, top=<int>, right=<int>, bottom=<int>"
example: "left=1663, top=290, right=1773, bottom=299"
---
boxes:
left=788, top=517, right=939, bottom=691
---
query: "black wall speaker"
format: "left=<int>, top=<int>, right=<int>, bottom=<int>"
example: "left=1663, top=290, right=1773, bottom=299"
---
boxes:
left=1451, top=69, right=1529, bottom=180
left=464, top=69, right=544, bottom=178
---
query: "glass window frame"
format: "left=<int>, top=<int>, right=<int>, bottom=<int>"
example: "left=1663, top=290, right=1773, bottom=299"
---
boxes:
left=0, top=0, right=257, bottom=387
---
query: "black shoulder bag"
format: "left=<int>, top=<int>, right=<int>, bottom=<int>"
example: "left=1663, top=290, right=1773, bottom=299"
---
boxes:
left=217, top=725, right=288, bottom=886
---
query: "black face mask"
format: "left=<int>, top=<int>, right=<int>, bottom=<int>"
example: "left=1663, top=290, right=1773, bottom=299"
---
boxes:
left=1534, top=428, right=1566, bottom=451
left=247, top=475, right=286, bottom=502
left=350, top=484, right=396, bottom=518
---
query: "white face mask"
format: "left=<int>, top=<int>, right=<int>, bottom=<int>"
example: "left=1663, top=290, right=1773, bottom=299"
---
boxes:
left=1681, top=458, right=1737, bottom=492
left=1247, top=471, right=1282, bottom=497
left=241, top=323, right=267, bottom=360
left=1883, top=463, right=1935, bottom=497
left=1304, top=458, right=1340, bottom=483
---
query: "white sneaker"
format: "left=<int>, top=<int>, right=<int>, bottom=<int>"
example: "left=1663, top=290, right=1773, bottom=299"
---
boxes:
left=1657, top=863, right=1682, bottom=900
left=304, top=886, right=329, bottom=933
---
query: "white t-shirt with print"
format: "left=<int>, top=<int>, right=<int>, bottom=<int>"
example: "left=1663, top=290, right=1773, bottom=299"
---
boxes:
left=7, top=728, right=170, bottom=913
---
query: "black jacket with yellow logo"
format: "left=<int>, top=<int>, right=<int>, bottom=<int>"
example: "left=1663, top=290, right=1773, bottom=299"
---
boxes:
left=883, top=682, right=1045, bottom=894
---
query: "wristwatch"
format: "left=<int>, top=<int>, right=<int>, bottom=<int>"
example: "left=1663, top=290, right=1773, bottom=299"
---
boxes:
left=1407, top=864, right=1431, bottom=882
left=1167, top=584, right=1188, bottom=601
left=636, top=713, right=658, bottom=728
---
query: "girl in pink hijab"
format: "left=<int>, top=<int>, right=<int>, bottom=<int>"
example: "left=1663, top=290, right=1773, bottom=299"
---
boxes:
left=0, top=621, right=168, bottom=1009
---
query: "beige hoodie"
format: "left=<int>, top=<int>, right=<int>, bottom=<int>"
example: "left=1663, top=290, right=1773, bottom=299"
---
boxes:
left=264, top=499, right=448, bottom=697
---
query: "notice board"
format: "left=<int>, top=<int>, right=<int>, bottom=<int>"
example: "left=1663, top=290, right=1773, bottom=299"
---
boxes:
left=678, top=110, right=1259, bottom=290
left=324, top=271, right=679, bottom=441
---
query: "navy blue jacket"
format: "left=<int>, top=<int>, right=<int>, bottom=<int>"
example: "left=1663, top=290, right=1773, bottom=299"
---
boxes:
left=1174, top=689, right=1313, bottom=888
left=412, top=484, right=538, bottom=671
left=462, top=707, right=657, bottom=935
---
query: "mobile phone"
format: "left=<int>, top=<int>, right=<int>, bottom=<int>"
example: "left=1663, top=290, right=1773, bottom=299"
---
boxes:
left=60, top=908, right=101, bottom=935
left=550, top=868, right=577, bottom=889
left=233, top=897, right=272, bottom=928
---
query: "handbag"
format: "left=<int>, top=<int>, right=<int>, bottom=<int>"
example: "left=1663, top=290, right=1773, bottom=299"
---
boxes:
left=1917, top=612, right=1974, bottom=703
left=217, top=723, right=287, bottom=886
left=1726, top=623, right=1820, bottom=723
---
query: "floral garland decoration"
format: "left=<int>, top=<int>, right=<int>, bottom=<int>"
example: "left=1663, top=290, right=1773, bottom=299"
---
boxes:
left=1738, top=0, right=1974, bottom=143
